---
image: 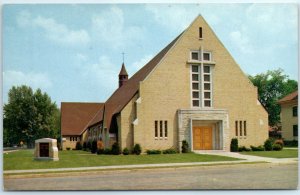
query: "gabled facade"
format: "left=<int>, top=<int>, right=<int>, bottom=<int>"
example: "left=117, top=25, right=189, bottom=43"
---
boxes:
left=278, top=90, right=298, bottom=141
left=82, top=15, right=268, bottom=152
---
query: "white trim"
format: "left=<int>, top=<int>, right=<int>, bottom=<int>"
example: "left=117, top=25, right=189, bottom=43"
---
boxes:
left=132, top=118, right=138, bottom=125
left=135, top=97, right=141, bottom=104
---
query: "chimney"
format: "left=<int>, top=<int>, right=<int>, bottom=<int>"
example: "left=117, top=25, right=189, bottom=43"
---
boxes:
left=118, top=63, right=128, bottom=88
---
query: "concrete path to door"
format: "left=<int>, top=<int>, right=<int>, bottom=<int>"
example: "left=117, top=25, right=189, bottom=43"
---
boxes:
left=194, top=150, right=298, bottom=164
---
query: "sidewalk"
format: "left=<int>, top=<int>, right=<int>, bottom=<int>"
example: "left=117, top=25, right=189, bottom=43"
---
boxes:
left=193, top=150, right=298, bottom=164
left=4, top=153, right=298, bottom=174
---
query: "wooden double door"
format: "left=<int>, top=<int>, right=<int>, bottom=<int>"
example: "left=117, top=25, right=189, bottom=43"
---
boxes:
left=193, top=126, right=212, bottom=150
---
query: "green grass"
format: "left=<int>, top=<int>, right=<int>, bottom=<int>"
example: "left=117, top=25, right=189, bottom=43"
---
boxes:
left=240, top=148, right=298, bottom=158
left=4, top=149, right=240, bottom=170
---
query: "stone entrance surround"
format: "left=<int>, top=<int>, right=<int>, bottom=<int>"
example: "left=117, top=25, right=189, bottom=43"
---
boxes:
left=177, top=109, right=230, bottom=152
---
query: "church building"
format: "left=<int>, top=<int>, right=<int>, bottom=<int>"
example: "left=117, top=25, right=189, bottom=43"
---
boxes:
left=61, top=15, right=268, bottom=152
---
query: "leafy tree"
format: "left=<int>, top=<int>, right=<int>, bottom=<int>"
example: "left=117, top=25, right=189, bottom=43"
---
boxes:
left=3, top=85, right=59, bottom=147
left=249, top=69, right=297, bottom=126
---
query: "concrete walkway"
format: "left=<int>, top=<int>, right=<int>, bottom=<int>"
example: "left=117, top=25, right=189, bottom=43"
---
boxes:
left=193, top=150, right=298, bottom=164
left=4, top=151, right=298, bottom=174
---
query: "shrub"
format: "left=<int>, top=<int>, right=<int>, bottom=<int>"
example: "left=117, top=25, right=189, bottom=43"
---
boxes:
left=104, top=148, right=112, bottom=155
left=123, top=148, right=130, bottom=155
left=264, top=139, right=273, bottom=151
left=75, top=141, right=82, bottom=150
left=283, top=140, right=298, bottom=147
left=91, top=140, right=97, bottom=154
left=111, top=142, right=121, bottom=155
left=273, top=143, right=283, bottom=151
left=230, top=138, right=238, bottom=152
left=87, top=141, right=92, bottom=150
left=97, top=148, right=105, bottom=155
left=83, top=142, right=87, bottom=151
left=133, top=144, right=142, bottom=155
left=146, top=150, right=162, bottom=155
left=66, top=147, right=70, bottom=150
left=238, top=146, right=251, bottom=152
left=250, top=145, right=265, bottom=151
left=181, top=140, right=189, bottom=153
left=97, top=140, right=104, bottom=150
left=163, top=148, right=177, bottom=154
left=274, top=139, right=284, bottom=147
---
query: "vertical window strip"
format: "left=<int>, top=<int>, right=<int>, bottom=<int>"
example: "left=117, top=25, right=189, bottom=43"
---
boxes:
left=160, top=121, right=163, bottom=138
left=164, top=121, right=168, bottom=138
left=155, top=121, right=158, bottom=138
left=235, top=121, right=238, bottom=136
left=239, top=121, right=243, bottom=136
left=244, top=121, right=247, bottom=136
left=199, top=27, right=202, bottom=38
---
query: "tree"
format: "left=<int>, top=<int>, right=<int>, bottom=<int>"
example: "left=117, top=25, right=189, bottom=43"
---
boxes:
left=3, top=85, right=59, bottom=147
left=249, top=69, right=298, bottom=126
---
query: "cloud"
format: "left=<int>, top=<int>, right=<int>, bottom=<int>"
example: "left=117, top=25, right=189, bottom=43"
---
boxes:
left=16, top=10, right=90, bottom=46
left=128, top=54, right=153, bottom=75
left=145, top=4, right=196, bottom=32
left=82, top=56, right=118, bottom=92
left=3, top=70, right=52, bottom=89
left=76, top=53, right=88, bottom=62
left=3, top=70, right=53, bottom=103
left=229, top=30, right=253, bottom=54
left=91, top=6, right=144, bottom=49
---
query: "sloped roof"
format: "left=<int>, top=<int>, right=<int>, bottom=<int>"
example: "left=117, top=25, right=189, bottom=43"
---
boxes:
left=278, top=90, right=298, bottom=104
left=119, top=63, right=128, bottom=76
left=61, top=102, right=104, bottom=135
left=87, top=32, right=183, bottom=129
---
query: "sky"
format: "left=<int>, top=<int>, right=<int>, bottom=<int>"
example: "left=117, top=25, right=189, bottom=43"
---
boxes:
left=2, top=3, right=298, bottom=107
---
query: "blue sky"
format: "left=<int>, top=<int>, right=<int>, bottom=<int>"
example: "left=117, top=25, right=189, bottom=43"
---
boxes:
left=3, top=4, right=298, bottom=107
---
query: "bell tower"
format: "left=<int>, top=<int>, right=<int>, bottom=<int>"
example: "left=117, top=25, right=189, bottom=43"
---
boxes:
left=118, top=62, right=128, bottom=88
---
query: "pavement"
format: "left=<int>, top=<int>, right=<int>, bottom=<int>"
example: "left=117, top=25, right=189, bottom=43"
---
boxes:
left=3, top=151, right=298, bottom=175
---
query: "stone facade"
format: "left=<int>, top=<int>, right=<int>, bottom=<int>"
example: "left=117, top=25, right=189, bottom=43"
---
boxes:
left=177, top=109, right=230, bottom=151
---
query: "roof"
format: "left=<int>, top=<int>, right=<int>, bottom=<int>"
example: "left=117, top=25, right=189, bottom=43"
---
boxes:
left=119, top=63, right=128, bottom=76
left=61, top=102, right=104, bottom=135
left=100, top=32, right=183, bottom=129
left=278, top=90, right=298, bottom=104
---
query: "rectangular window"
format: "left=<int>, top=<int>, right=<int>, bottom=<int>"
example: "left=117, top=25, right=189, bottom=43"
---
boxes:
left=191, top=52, right=199, bottom=60
left=204, top=83, right=210, bottom=90
left=164, top=121, right=168, bottom=137
left=160, top=121, right=163, bottom=137
left=192, top=65, right=199, bottom=73
left=193, top=91, right=199, bottom=98
left=293, top=125, right=298, bottom=136
left=192, top=74, right=199, bottom=81
left=199, top=27, right=202, bottom=38
left=240, top=121, right=243, bottom=136
left=203, top=52, right=211, bottom=61
left=193, top=100, right=200, bottom=107
left=293, top=106, right=298, bottom=117
left=235, top=121, right=238, bottom=136
left=244, top=121, right=247, bottom=136
left=155, top=121, right=158, bottom=137
left=204, top=75, right=210, bottom=82
left=70, top=137, right=72, bottom=141
left=204, top=66, right=210, bottom=73
left=204, top=92, right=211, bottom=99
left=204, top=100, right=211, bottom=107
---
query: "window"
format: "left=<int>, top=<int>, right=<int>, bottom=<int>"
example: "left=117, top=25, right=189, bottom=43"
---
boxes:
left=191, top=52, right=199, bottom=60
left=293, top=125, right=298, bottom=136
left=244, top=121, right=247, bottom=136
left=199, top=27, right=202, bottom=39
left=239, top=121, right=243, bottom=136
left=235, top=121, right=238, bottom=136
left=155, top=121, right=158, bottom=137
left=293, top=106, right=298, bottom=117
left=203, top=52, right=211, bottom=61
left=70, top=137, right=72, bottom=141
left=164, top=121, right=168, bottom=137
left=160, top=121, right=163, bottom=137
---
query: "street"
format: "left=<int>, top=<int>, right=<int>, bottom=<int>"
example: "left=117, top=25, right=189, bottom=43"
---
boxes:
left=4, top=163, right=298, bottom=190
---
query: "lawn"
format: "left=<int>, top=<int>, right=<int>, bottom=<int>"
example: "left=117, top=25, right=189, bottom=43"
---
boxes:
left=4, top=149, right=240, bottom=170
left=240, top=148, right=298, bottom=158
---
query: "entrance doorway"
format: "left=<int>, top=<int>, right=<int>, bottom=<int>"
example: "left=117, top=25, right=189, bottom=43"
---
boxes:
left=193, top=126, right=212, bottom=150
left=40, top=143, right=49, bottom=157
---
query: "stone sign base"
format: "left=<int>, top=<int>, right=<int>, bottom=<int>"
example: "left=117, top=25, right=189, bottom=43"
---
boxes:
left=34, top=138, right=59, bottom=161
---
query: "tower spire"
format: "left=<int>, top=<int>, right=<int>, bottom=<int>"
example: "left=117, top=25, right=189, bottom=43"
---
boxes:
left=118, top=53, right=128, bottom=88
